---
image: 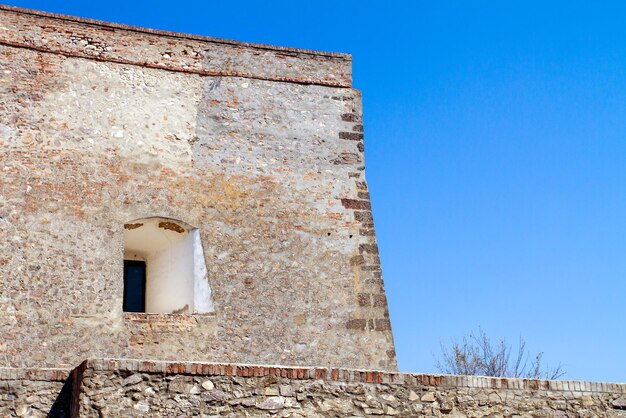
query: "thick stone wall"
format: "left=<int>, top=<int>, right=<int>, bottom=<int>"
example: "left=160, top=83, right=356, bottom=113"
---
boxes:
left=0, top=367, right=71, bottom=417
left=0, top=6, right=396, bottom=371
left=75, top=359, right=626, bottom=417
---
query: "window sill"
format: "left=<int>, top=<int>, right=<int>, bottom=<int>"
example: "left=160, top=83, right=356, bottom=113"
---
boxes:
left=123, top=312, right=215, bottom=330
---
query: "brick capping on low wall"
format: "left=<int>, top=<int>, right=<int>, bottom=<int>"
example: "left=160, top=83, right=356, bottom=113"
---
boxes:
left=11, top=359, right=625, bottom=394
left=0, top=367, right=70, bottom=382
left=81, top=358, right=626, bottom=394
left=3, top=360, right=626, bottom=416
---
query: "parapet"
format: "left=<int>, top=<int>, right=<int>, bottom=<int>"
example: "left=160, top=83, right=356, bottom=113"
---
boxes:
left=0, top=5, right=352, bottom=87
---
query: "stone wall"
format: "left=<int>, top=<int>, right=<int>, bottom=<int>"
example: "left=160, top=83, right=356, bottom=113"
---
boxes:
left=2, top=360, right=625, bottom=417
left=75, top=359, right=626, bottom=417
left=0, top=5, right=396, bottom=371
left=0, top=367, right=71, bottom=417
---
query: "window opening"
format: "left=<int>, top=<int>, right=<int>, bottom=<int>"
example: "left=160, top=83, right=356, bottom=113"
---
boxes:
left=123, top=260, right=146, bottom=313
left=123, top=217, right=213, bottom=314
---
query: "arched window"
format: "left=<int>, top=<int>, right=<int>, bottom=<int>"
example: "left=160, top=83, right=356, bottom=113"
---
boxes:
left=123, top=217, right=213, bottom=314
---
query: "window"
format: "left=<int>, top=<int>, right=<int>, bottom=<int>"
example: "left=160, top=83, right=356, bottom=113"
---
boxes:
left=123, top=217, right=213, bottom=314
left=123, top=260, right=146, bottom=312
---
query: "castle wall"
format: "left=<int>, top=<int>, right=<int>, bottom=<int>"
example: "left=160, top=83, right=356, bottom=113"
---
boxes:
left=75, top=359, right=626, bottom=417
left=0, top=6, right=396, bottom=371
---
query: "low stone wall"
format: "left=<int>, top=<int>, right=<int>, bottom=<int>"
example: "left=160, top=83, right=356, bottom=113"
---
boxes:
left=0, top=367, right=71, bottom=417
left=2, top=359, right=625, bottom=417
left=76, top=359, right=626, bottom=417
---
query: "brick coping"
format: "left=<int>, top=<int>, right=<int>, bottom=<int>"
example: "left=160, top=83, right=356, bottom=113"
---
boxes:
left=81, top=358, right=626, bottom=394
left=0, top=4, right=351, bottom=60
left=123, top=312, right=216, bottom=320
left=0, top=367, right=70, bottom=382
left=2, top=359, right=624, bottom=394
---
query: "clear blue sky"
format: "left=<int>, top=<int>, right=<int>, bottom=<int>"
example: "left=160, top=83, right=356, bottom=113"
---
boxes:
left=5, top=0, right=626, bottom=383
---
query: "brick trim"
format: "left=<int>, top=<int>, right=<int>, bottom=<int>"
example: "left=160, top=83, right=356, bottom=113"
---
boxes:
left=2, top=360, right=625, bottom=394
left=84, top=358, right=626, bottom=394
left=0, top=367, right=70, bottom=381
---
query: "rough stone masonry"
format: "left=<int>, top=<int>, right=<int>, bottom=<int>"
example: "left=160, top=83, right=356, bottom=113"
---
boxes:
left=0, top=5, right=396, bottom=371
left=2, top=359, right=626, bottom=417
left=2, top=6, right=626, bottom=418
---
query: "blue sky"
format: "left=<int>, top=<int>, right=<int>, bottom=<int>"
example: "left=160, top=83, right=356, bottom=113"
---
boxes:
left=5, top=1, right=626, bottom=382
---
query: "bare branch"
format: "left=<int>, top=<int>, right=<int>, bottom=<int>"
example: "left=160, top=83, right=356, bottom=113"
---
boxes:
left=435, top=328, right=566, bottom=380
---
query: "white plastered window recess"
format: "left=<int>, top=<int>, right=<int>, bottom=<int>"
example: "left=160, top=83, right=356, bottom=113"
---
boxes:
left=123, top=217, right=213, bottom=314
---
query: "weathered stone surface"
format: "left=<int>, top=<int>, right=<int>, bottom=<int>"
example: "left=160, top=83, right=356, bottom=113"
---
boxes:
left=2, top=7, right=625, bottom=418
left=121, top=373, right=143, bottom=387
left=65, top=360, right=626, bottom=418
left=263, top=386, right=280, bottom=396
left=0, top=368, right=70, bottom=417
left=613, top=396, right=626, bottom=409
left=320, top=398, right=354, bottom=414
left=256, top=396, right=285, bottom=410
left=2, top=360, right=623, bottom=416
left=279, top=384, right=294, bottom=396
left=421, top=391, right=436, bottom=402
left=0, top=5, right=396, bottom=372
left=201, top=380, right=214, bottom=391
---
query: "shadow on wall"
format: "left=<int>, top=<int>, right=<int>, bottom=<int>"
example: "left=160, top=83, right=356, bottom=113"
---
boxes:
left=48, top=375, right=73, bottom=417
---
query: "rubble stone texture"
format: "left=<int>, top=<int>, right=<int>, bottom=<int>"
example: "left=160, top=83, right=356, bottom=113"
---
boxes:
left=2, top=6, right=625, bottom=418
left=0, top=5, right=396, bottom=372
left=0, top=368, right=71, bottom=417
left=5, top=360, right=626, bottom=417
left=76, top=361, right=626, bottom=418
